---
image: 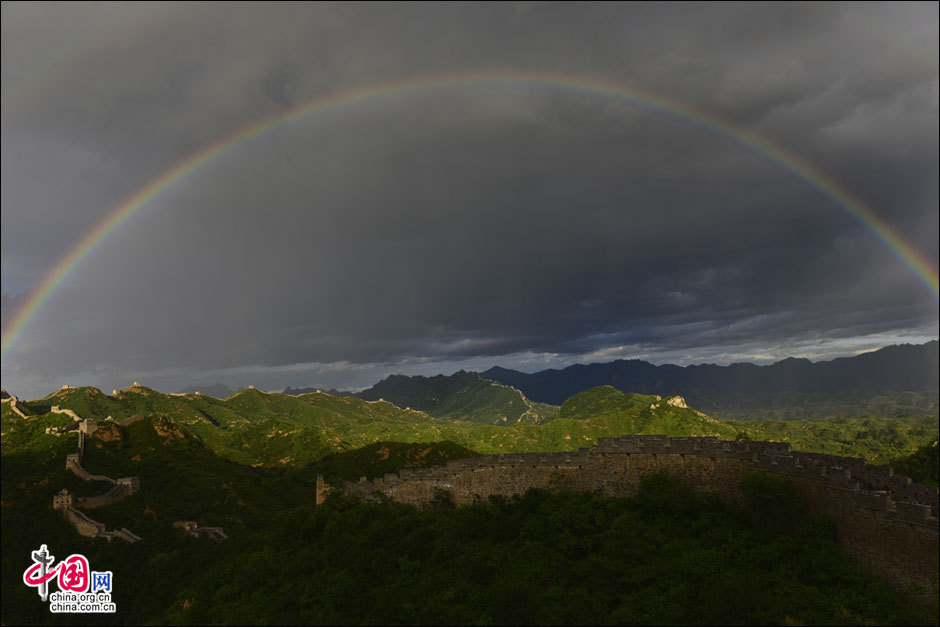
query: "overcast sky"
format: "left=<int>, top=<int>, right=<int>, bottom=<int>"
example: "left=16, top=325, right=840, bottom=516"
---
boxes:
left=2, top=2, right=938, bottom=399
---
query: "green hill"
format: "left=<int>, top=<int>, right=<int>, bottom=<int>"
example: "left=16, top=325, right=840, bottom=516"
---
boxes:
left=2, top=419, right=935, bottom=627
left=557, top=386, right=739, bottom=438
left=3, top=385, right=937, bottom=467
left=1, top=410, right=480, bottom=572
left=2, top=385, right=938, bottom=625
left=356, top=370, right=559, bottom=425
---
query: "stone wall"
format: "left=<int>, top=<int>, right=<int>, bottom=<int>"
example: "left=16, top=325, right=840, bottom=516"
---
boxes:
left=74, top=483, right=133, bottom=509
left=61, top=506, right=139, bottom=543
left=118, top=414, right=145, bottom=427
left=66, top=455, right=116, bottom=484
left=52, top=417, right=141, bottom=542
left=50, top=406, right=83, bottom=422
left=333, top=435, right=939, bottom=599
left=173, top=520, right=227, bottom=541
left=65, top=507, right=106, bottom=537
left=2, top=395, right=29, bottom=419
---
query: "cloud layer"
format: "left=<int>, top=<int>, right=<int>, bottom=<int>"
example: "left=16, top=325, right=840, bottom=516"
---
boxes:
left=2, top=3, right=937, bottom=398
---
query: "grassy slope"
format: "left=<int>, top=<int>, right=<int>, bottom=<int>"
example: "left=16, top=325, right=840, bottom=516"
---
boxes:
left=5, top=385, right=938, bottom=468
left=1, top=409, right=480, bottom=546
left=699, top=390, right=939, bottom=421
left=2, top=388, right=937, bottom=624
left=738, top=414, right=939, bottom=464
left=0, top=409, right=482, bottom=626
left=358, top=371, right=559, bottom=425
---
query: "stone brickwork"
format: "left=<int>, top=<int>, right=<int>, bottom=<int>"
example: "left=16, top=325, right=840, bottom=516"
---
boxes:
left=50, top=405, right=83, bottom=422
left=66, top=453, right=116, bottom=484
left=53, top=489, right=139, bottom=543
left=332, top=435, right=939, bottom=599
left=2, top=395, right=29, bottom=419
left=74, top=479, right=139, bottom=509
left=118, top=415, right=145, bottom=427
left=51, top=416, right=141, bottom=543
left=173, top=520, right=227, bottom=541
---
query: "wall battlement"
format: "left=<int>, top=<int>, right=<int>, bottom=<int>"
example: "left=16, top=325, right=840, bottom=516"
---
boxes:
left=2, top=395, right=29, bottom=419
left=66, top=454, right=117, bottom=485
left=53, top=490, right=140, bottom=543
left=329, top=435, right=938, bottom=599
left=74, top=481, right=138, bottom=509
left=340, top=435, right=938, bottom=519
left=51, top=416, right=141, bottom=542
left=173, top=520, right=228, bottom=541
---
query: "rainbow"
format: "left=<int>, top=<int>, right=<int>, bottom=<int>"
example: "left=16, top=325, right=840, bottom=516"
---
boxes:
left=2, top=71, right=938, bottom=359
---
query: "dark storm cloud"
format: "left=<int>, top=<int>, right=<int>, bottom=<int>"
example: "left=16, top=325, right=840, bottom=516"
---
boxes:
left=2, top=2, right=937, bottom=398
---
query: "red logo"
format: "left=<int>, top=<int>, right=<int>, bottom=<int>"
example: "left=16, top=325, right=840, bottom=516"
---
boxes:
left=58, top=555, right=90, bottom=593
left=23, top=546, right=91, bottom=597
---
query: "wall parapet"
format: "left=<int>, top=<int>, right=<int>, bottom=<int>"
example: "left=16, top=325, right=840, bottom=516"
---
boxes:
left=2, top=395, right=29, bottom=419
left=173, top=520, right=227, bottom=541
left=338, top=435, right=938, bottom=520
left=66, top=455, right=117, bottom=485
left=329, top=435, right=938, bottom=600
left=59, top=505, right=139, bottom=543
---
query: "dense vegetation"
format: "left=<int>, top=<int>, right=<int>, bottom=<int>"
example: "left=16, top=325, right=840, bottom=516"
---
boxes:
left=3, top=449, right=935, bottom=626
left=891, top=441, right=939, bottom=486
left=3, top=388, right=938, bottom=626
left=356, top=370, right=559, bottom=425
left=3, top=385, right=937, bottom=467
left=695, top=390, right=940, bottom=421
left=735, top=413, right=939, bottom=463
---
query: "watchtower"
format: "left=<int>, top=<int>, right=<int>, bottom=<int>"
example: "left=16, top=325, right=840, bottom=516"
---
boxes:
left=117, top=477, right=140, bottom=495
left=53, top=489, right=73, bottom=510
left=77, top=419, right=96, bottom=460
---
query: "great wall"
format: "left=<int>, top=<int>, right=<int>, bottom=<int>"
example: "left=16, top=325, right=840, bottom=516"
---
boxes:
left=173, top=520, right=229, bottom=541
left=322, top=434, right=940, bottom=599
left=1, top=394, right=30, bottom=419
left=51, top=415, right=143, bottom=542
left=38, top=383, right=225, bottom=542
left=6, top=385, right=936, bottom=596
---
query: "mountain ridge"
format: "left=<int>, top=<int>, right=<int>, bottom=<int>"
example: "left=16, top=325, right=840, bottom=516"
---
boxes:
left=354, top=370, right=559, bottom=425
left=481, top=341, right=939, bottom=418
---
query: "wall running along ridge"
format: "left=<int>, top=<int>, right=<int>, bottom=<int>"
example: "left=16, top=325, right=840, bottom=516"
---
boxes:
left=173, top=520, right=228, bottom=541
left=324, top=435, right=939, bottom=599
left=50, top=405, right=83, bottom=422
left=51, top=416, right=141, bottom=542
left=1, top=395, right=29, bottom=419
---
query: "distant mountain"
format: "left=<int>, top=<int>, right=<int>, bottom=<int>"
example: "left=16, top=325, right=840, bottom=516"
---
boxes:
left=481, top=341, right=939, bottom=419
left=355, top=370, right=558, bottom=425
left=177, top=382, right=234, bottom=399
left=283, top=386, right=355, bottom=397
